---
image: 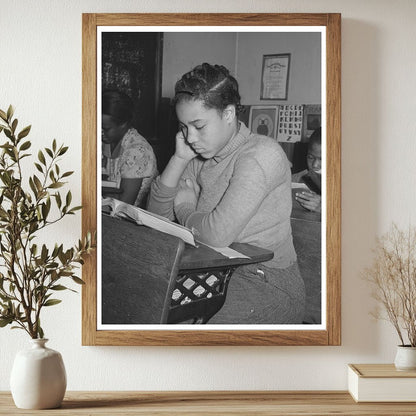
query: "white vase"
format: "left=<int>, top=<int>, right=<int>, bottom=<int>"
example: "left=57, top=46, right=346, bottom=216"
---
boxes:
left=394, top=345, right=416, bottom=371
left=10, top=338, right=67, bottom=409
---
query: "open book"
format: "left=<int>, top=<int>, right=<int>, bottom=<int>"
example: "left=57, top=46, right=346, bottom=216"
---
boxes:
left=102, top=197, right=196, bottom=246
left=102, top=172, right=121, bottom=190
left=102, top=179, right=121, bottom=189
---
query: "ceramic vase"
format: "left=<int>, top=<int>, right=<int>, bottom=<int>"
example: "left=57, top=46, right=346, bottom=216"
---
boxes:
left=394, top=345, right=416, bottom=371
left=10, top=338, right=67, bottom=409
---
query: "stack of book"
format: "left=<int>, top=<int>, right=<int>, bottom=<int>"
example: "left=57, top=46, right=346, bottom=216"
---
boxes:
left=348, top=364, right=416, bottom=402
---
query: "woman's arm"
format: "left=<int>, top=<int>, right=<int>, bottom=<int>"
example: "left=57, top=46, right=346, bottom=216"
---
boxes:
left=102, top=178, right=143, bottom=205
left=175, top=147, right=288, bottom=247
left=148, top=130, right=197, bottom=218
left=159, top=154, right=191, bottom=187
left=118, top=177, right=143, bottom=205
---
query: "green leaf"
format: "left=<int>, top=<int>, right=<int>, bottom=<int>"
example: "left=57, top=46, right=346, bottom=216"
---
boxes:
left=45, top=148, right=53, bottom=158
left=43, top=299, right=62, bottom=307
left=58, top=146, right=68, bottom=156
left=61, top=171, right=74, bottom=178
left=6, top=105, right=14, bottom=122
left=48, top=182, right=64, bottom=189
left=0, top=293, right=12, bottom=302
left=4, top=128, right=12, bottom=140
left=65, top=191, right=72, bottom=207
left=52, top=139, right=57, bottom=152
left=55, top=192, right=62, bottom=208
left=33, top=175, right=43, bottom=192
left=19, top=153, right=30, bottom=160
left=41, top=201, right=50, bottom=220
left=69, top=206, right=82, bottom=213
left=34, top=162, right=43, bottom=173
left=38, top=150, right=46, bottom=165
left=29, top=177, right=38, bottom=197
left=11, top=118, right=18, bottom=133
left=0, top=317, right=13, bottom=327
left=58, top=250, right=67, bottom=264
left=71, top=276, right=85, bottom=285
left=19, top=140, right=31, bottom=151
left=41, top=244, right=48, bottom=262
left=38, top=325, right=44, bottom=339
left=50, top=284, right=68, bottom=291
left=17, top=125, right=31, bottom=140
left=0, top=109, right=7, bottom=121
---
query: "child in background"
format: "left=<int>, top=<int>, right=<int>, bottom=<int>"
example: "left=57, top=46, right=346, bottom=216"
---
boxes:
left=292, top=127, right=322, bottom=213
left=148, top=63, right=305, bottom=324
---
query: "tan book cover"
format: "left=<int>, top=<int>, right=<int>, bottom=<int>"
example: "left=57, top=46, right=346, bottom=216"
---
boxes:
left=348, top=364, right=416, bottom=402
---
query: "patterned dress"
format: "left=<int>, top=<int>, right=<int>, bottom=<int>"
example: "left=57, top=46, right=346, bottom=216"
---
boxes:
left=104, top=128, right=158, bottom=207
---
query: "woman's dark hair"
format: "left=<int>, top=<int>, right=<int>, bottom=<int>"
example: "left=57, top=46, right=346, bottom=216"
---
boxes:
left=102, top=89, right=134, bottom=126
left=174, top=63, right=243, bottom=114
left=309, top=127, right=321, bottom=147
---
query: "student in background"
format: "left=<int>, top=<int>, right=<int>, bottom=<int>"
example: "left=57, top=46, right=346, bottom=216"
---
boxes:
left=148, top=63, right=305, bottom=324
left=292, top=127, right=322, bottom=213
left=102, top=89, right=157, bottom=208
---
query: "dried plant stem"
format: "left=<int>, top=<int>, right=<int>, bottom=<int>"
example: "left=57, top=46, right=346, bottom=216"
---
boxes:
left=363, top=224, right=416, bottom=347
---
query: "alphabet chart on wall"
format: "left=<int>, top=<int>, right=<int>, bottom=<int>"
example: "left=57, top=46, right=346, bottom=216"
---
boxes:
left=276, top=104, right=303, bottom=143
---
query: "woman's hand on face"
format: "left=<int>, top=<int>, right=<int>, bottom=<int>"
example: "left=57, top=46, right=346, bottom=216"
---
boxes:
left=174, top=130, right=198, bottom=161
left=295, top=191, right=321, bottom=213
left=174, top=178, right=200, bottom=208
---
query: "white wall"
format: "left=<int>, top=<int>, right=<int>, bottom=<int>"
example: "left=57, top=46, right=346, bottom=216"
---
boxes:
left=1, top=0, right=416, bottom=391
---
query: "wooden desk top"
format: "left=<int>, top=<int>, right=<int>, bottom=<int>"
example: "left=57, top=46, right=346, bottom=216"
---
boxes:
left=1, top=391, right=415, bottom=415
left=180, top=242, right=274, bottom=271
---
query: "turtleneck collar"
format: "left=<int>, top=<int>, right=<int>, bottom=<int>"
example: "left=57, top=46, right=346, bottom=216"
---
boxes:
left=212, top=121, right=250, bottom=163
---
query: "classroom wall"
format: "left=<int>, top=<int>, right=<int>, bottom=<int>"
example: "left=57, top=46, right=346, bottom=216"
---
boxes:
left=1, top=0, right=416, bottom=391
left=237, top=32, right=321, bottom=106
left=162, top=32, right=237, bottom=97
left=162, top=31, right=321, bottom=105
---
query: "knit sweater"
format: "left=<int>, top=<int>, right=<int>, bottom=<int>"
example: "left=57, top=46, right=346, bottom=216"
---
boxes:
left=148, top=122, right=296, bottom=269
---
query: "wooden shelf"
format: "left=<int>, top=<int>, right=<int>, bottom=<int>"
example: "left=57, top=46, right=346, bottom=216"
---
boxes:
left=2, top=391, right=416, bottom=415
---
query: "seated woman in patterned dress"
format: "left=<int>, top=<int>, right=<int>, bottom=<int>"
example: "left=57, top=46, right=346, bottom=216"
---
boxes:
left=102, top=89, right=158, bottom=208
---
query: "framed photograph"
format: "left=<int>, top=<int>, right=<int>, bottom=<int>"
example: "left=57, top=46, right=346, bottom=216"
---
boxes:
left=261, top=54, right=291, bottom=100
left=248, top=106, right=278, bottom=139
left=82, top=13, right=341, bottom=346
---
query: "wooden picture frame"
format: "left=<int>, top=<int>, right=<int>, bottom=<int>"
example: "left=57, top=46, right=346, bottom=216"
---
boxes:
left=82, top=13, right=341, bottom=346
left=260, top=53, right=291, bottom=100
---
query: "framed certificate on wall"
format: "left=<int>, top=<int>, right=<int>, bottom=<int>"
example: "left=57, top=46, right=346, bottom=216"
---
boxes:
left=261, top=53, right=291, bottom=100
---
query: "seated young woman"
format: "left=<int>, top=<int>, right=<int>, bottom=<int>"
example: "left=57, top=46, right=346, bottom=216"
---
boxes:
left=148, top=63, right=305, bottom=324
left=102, top=89, right=157, bottom=208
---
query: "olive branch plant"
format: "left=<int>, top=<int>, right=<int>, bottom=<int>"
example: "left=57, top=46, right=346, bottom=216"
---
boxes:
left=363, top=223, right=416, bottom=347
left=0, top=105, right=95, bottom=339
